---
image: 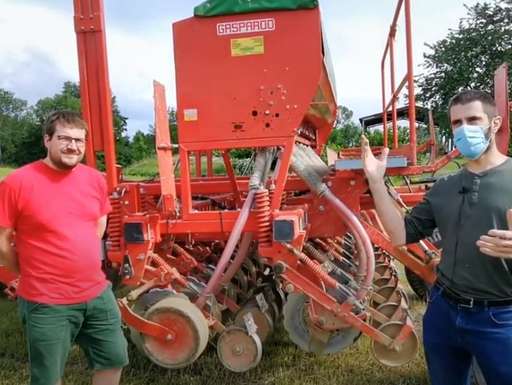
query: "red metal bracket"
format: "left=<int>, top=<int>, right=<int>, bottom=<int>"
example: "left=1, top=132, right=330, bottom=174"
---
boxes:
left=494, top=63, right=510, bottom=155
left=362, top=221, right=437, bottom=284
left=381, top=0, right=417, bottom=164
left=153, top=81, right=177, bottom=213
left=74, top=13, right=103, bottom=33
left=118, top=298, right=175, bottom=341
left=73, top=0, right=117, bottom=191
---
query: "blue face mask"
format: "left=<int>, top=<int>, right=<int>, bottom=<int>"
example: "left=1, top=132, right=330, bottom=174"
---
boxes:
left=453, top=125, right=491, bottom=160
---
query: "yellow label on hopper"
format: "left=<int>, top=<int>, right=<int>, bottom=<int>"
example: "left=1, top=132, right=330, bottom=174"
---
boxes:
left=184, top=109, right=198, bottom=121
left=231, top=36, right=264, bottom=57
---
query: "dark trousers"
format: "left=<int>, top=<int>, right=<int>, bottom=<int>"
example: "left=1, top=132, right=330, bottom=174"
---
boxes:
left=423, top=285, right=512, bottom=385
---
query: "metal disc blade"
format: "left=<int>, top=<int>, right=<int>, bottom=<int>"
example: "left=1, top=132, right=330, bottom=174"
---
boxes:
left=373, top=275, right=398, bottom=289
left=372, top=321, right=419, bottom=367
left=283, top=293, right=360, bottom=355
left=374, top=263, right=392, bottom=279
left=234, top=305, right=274, bottom=343
left=371, top=302, right=403, bottom=327
left=375, top=285, right=402, bottom=302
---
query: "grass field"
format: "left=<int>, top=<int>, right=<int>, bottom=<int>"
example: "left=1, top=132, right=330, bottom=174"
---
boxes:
left=0, top=293, right=428, bottom=385
left=123, top=156, right=227, bottom=180
left=0, top=167, right=13, bottom=179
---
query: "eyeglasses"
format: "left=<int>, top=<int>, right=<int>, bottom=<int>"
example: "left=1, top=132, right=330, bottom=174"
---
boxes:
left=56, top=135, right=86, bottom=147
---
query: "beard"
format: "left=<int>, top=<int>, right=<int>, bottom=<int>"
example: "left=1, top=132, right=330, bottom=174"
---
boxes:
left=48, top=150, right=84, bottom=170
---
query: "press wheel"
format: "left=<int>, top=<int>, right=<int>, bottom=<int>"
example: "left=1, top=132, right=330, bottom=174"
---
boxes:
left=217, top=326, right=262, bottom=372
left=283, top=293, right=360, bottom=355
left=372, top=321, right=418, bottom=367
left=128, top=289, right=175, bottom=349
left=136, top=296, right=209, bottom=369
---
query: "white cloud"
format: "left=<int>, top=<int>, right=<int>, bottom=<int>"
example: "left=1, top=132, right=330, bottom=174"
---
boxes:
left=321, top=0, right=481, bottom=120
left=0, top=0, right=176, bottom=134
left=0, top=2, right=77, bottom=100
left=0, top=0, right=483, bottom=134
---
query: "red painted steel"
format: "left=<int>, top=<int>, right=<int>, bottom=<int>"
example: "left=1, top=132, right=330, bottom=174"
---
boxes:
left=494, top=63, right=510, bottom=155
left=153, top=81, right=177, bottom=213
left=195, top=190, right=256, bottom=308
left=380, top=0, right=417, bottom=164
left=404, top=0, right=417, bottom=164
left=73, top=0, right=118, bottom=191
left=172, top=8, right=334, bottom=145
left=118, top=298, right=176, bottom=340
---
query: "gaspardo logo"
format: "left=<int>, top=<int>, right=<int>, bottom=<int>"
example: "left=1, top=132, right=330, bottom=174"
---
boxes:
left=217, top=18, right=275, bottom=36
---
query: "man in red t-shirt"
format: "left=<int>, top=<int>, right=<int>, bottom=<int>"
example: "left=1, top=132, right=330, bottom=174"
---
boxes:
left=0, top=111, right=128, bottom=385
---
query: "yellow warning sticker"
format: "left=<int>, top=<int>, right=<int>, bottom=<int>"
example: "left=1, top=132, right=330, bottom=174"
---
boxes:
left=231, top=36, right=264, bottom=57
left=184, top=109, right=198, bottom=121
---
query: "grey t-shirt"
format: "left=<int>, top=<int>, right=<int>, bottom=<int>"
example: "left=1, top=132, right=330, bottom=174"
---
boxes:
left=405, top=158, right=512, bottom=299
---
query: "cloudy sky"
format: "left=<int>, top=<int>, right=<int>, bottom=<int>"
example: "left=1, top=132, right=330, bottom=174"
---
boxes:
left=0, top=0, right=479, bottom=135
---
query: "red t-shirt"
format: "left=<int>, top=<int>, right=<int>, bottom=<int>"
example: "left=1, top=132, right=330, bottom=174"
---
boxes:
left=0, top=160, right=111, bottom=304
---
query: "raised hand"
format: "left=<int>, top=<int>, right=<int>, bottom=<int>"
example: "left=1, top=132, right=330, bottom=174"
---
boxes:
left=477, top=209, right=512, bottom=259
left=361, top=135, right=390, bottom=185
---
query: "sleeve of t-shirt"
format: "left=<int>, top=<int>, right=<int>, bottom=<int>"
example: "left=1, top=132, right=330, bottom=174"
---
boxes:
left=98, top=175, right=112, bottom=217
left=0, top=178, right=19, bottom=228
left=404, top=189, right=437, bottom=244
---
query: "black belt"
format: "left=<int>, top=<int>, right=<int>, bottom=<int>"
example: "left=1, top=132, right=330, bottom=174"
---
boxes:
left=435, top=283, right=512, bottom=308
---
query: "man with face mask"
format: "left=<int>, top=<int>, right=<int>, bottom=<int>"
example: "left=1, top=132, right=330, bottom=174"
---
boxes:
left=361, top=90, right=512, bottom=385
left=0, top=111, right=128, bottom=385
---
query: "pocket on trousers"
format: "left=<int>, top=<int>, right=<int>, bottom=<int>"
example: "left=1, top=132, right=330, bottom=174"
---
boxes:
left=427, top=286, right=442, bottom=304
left=102, top=289, right=121, bottom=322
left=489, top=307, right=512, bottom=325
left=25, top=301, right=44, bottom=314
left=17, top=298, right=44, bottom=324
left=17, top=298, right=26, bottom=325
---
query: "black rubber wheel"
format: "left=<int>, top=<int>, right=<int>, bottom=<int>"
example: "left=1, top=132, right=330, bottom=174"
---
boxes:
left=404, top=267, right=428, bottom=301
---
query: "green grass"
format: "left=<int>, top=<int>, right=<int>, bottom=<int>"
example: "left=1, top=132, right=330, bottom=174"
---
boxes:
left=123, top=157, right=160, bottom=179
left=435, top=158, right=465, bottom=175
left=0, top=167, right=14, bottom=179
left=123, top=156, right=227, bottom=180
left=124, top=155, right=464, bottom=185
left=0, top=293, right=428, bottom=385
left=389, top=158, right=465, bottom=186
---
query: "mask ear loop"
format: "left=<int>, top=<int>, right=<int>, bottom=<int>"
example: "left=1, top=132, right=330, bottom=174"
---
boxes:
left=486, top=116, right=502, bottom=149
left=475, top=124, right=492, bottom=159
left=487, top=115, right=503, bottom=139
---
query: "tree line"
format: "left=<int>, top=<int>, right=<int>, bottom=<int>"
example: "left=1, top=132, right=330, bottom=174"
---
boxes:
left=0, top=82, right=178, bottom=168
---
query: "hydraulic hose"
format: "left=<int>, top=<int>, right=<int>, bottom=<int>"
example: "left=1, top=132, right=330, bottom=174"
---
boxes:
left=195, top=189, right=256, bottom=308
left=291, top=145, right=375, bottom=300
left=217, top=233, right=253, bottom=291
left=196, top=149, right=274, bottom=308
left=323, top=189, right=375, bottom=300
